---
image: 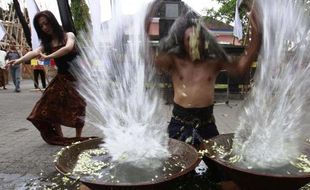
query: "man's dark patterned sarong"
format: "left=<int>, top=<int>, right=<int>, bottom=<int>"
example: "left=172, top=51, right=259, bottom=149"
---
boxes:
left=168, top=103, right=219, bottom=148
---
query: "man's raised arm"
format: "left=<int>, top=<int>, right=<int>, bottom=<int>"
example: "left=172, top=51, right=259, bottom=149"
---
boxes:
left=223, top=6, right=262, bottom=77
left=155, top=53, right=174, bottom=74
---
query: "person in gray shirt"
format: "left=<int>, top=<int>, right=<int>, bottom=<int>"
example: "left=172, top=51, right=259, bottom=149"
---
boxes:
left=5, top=45, right=21, bottom=92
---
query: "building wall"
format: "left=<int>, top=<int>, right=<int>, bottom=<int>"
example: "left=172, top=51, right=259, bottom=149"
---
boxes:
left=216, top=35, right=241, bottom=45
left=148, top=21, right=242, bottom=46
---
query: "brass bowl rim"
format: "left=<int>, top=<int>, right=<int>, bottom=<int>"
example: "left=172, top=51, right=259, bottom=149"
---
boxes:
left=204, top=133, right=310, bottom=179
left=55, top=137, right=200, bottom=187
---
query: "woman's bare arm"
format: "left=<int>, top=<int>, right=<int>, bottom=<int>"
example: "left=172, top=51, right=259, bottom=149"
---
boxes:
left=40, top=32, right=76, bottom=60
left=9, top=47, right=42, bottom=65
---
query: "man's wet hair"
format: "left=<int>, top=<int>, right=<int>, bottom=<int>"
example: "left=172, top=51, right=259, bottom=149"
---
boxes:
left=159, top=12, right=229, bottom=62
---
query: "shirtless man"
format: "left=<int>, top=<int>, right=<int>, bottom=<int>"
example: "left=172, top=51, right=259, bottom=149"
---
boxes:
left=155, top=9, right=261, bottom=148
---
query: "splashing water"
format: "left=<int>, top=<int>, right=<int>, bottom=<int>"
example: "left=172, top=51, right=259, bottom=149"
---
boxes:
left=233, top=0, right=310, bottom=169
left=70, top=0, right=170, bottom=168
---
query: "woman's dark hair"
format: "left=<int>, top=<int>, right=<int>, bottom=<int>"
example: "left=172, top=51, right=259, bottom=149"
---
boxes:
left=159, top=11, right=228, bottom=61
left=33, top=10, right=65, bottom=53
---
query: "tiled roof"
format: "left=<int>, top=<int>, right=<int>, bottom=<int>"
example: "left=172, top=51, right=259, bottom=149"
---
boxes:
left=204, top=17, right=233, bottom=31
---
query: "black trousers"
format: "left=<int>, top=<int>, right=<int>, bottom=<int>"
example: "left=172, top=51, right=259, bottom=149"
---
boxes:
left=168, top=103, right=219, bottom=148
left=33, top=69, right=46, bottom=88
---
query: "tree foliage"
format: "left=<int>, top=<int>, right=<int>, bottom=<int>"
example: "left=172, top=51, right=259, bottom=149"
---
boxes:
left=203, top=0, right=236, bottom=24
left=203, top=0, right=310, bottom=42
left=71, top=0, right=91, bottom=32
left=203, top=0, right=251, bottom=27
left=202, top=0, right=251, bottom=43
left=203, top=0, right=310, bottom=27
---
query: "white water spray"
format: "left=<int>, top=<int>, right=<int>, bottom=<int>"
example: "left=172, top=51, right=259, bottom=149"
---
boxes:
left=233, top=0, right=310, bottom=169
left=71, top=0, right=170, bottom=168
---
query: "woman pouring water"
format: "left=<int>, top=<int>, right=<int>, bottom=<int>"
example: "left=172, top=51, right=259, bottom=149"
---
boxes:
left=7, top=10, right=95, bottom=146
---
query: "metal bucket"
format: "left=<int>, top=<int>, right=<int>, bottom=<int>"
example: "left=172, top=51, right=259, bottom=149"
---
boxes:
left=55, top=138, right=200, bottom=190
left=202, top=133, right=310, bottom=190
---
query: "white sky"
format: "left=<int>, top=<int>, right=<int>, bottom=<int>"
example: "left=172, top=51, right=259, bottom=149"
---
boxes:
left=183, top=0, right=221, bottom=15
left=0, top=0, right=221, bottom=22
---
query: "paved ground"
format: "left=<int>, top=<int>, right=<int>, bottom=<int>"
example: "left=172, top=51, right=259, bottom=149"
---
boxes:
left=0, top=79, right=246, bottom=189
